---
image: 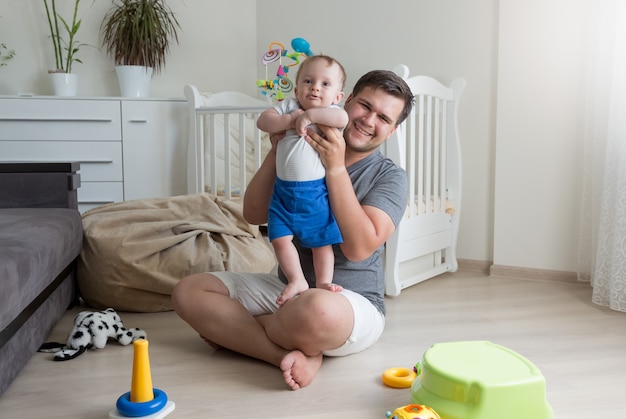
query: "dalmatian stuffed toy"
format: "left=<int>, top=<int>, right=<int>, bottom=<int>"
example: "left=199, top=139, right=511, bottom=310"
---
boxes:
left=38, top=308, right=147, bottom=361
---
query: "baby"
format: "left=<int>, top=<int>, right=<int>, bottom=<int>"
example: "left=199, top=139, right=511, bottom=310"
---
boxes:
left=257, top=55, right=348, bottom=305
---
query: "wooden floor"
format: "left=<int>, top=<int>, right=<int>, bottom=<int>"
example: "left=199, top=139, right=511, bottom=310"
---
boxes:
left=1, top=270, right=625, bottom=418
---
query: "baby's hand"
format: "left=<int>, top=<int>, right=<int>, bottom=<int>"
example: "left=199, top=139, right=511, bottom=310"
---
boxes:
left=295, top=112, right=313, bottom=137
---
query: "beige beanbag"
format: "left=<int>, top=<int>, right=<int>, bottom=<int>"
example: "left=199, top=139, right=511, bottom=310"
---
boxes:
left=77, top=193, right=275, bottom=312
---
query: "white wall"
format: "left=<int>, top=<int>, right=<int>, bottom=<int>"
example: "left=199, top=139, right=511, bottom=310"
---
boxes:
left=0, top=0, right=591, bottom=274
left=493, top=0, right=587, bottom=271
left=257, top=0, right=499, bottom=264
left=0, top=0, right=258, bottom=97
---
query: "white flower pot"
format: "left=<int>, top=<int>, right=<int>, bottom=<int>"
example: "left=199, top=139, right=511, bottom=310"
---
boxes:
left=115, top=65, right=153, bottom=97
left=49, top=73, right=78, bottom=96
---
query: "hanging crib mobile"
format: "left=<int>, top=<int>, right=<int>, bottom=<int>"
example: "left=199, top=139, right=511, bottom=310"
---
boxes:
left=257, top=37, right=314, bottom=102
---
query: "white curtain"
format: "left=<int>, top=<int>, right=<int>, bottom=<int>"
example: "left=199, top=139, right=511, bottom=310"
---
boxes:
left=578, top=0, right=626, bottom=311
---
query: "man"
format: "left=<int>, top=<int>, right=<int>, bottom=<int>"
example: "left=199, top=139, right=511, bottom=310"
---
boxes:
left=172, top=69, right=414, bottom=390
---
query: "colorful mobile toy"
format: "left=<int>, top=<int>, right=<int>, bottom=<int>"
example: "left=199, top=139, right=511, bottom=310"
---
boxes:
left=257, top=37, right=314, bottom=102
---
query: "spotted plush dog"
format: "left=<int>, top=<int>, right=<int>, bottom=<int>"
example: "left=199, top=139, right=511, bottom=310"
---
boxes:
left=38, top=308, right=147, bottom=361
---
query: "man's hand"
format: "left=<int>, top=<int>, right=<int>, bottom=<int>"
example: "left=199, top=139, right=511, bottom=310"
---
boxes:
left=304, top=124, right=346, bottom=174
left=270, top=131, right=287, bottom=150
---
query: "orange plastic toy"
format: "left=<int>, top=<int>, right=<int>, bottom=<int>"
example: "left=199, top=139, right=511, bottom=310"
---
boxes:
left=386, top=404, right=440, bottom=419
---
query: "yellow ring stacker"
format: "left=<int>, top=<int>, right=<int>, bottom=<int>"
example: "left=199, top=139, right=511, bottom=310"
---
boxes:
left=382, top=367, right=417, bottom=388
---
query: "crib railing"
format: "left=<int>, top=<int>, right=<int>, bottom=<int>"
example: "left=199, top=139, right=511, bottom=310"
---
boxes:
left=411, top=92, right=449, bottom=216
left=384, top=76, right=458, bottom=218
left=198, top=108, right=267, bottom=199
left=185, top=85, right=270, bottom=199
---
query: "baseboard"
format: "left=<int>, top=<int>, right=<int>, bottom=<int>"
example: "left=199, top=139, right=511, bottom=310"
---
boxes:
left=489, top=264, right=580, bottom=284
left=457, top=259, right=492, bottom=275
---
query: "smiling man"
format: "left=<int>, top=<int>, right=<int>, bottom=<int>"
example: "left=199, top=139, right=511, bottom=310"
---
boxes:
left=172, top=69, right=414, bottom=390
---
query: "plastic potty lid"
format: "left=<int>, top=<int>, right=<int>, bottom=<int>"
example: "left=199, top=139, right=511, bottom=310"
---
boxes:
left=423, top=340, right=543, bottom=384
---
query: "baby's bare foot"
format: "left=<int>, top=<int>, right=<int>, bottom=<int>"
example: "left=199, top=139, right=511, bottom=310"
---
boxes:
left=318, top=282, right=343, bottom=293
left=280, top=350, right=323, bottom=390
left=276, top=280, right=309, bottom=305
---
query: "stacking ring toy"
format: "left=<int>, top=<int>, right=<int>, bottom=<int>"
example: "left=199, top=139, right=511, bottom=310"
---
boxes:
left=382, top=367, right=417, bottom=388
left=116, top=388, right=168, bottom=417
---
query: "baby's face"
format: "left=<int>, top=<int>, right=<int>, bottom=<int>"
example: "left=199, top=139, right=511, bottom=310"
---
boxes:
left=295, top=59, right=344, bottom=110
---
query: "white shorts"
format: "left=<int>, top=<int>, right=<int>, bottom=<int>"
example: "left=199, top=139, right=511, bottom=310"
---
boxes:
left=211, top=272, right=385, bottom=357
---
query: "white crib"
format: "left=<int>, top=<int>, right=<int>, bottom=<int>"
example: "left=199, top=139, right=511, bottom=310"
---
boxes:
left=382, top=75, right=465, bottom=296
left=184, top=68, right=465, bottom=296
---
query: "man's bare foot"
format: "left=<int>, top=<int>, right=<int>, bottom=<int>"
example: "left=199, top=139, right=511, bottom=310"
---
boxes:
left=276, top=280, right=309, bottom=306
left=280, top=350, right=323, bottom=390
left=318, top=282, right=344, bottom=293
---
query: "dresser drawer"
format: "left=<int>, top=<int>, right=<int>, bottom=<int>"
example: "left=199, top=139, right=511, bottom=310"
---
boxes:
left=0, top=141, right=123, bottom=182
left=78, top=181, right=124, bottom=213
left=0, top=99, right=121, bottom=141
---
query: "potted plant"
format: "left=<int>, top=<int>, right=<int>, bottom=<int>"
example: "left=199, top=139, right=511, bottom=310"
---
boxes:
left=100, top=0, right=181, bottom=97
left=43, top=0, right=86, bottom=95
left=0, top=43, right=16, bottom=67
left=1, top=16, right=16, bottom=68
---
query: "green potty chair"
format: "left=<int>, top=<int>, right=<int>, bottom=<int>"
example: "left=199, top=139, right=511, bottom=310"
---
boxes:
left=411, top=341, right=552, bottom=419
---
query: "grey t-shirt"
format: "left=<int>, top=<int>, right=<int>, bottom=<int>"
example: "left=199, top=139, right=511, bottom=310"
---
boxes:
left=279, top=149, right=407, bottom=315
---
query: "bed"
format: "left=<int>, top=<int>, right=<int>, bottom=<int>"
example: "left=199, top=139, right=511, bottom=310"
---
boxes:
left=184, top=67, right=465, bottom=296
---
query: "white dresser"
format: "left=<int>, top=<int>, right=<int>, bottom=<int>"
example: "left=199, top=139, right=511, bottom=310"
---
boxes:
left=0, top=96, right=187, bottom=212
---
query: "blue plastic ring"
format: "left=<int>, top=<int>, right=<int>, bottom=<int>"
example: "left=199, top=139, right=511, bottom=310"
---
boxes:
left=116, top=388, right=168, bottom=417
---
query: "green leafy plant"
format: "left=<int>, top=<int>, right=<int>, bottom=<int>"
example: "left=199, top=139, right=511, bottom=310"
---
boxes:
left=43, top=0, right=85, bottom=73
left=0, top=43, right=15, bottom=67
left=1, top=15, right=16, bottom=68
left=100, top=0, right=181, bottom=74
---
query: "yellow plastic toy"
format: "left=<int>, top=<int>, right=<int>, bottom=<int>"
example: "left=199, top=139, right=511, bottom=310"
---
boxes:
left=109, top=340, right=175, bottom=419
left=382, top=362, right=421, bottom=388
left=386, top=404, right=440, bottom=419
left=382, top=367, right=417, bottom=388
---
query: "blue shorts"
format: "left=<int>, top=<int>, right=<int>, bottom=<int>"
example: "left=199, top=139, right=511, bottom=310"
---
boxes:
left=268, top=177, right=343, bottom=248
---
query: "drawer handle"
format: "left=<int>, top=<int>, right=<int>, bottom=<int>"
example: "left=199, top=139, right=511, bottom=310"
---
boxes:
left=1, top=159, right=113, bottom=165
left=77, top=160, right=114, bottom=164
left=0, top=118, right=113, bottom=123
left=128, top=119, right=148, bottom=123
